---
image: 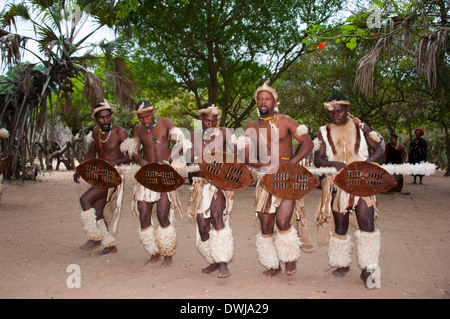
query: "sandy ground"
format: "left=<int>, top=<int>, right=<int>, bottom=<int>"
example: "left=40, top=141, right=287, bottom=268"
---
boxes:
left=0, top=167, right=449, bottom=300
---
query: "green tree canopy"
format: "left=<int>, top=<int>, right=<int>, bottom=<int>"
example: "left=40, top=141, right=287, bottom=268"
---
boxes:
left=112, top=0, right=346, bottom=127
left=0, top=0, right=122, bottom=177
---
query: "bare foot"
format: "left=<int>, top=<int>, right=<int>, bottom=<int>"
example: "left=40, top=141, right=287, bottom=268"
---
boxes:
left=217, top=263, right=230, bottom=278
left=332, top=266, right=350, bottom=278
left=161, top=256, right=174, bottom=268
left=263, top=267, right=282, bottom=278
left=285, top=261, right=297, bottom=276
left=98, top=245, right=117, bottom=255
left=79, top=240, right=101, bottom=250
left=360, top=268, right=370, bottom=287
left=144, top=253, right=161, bottom=265
left=202, top=263, right=219, bottom=274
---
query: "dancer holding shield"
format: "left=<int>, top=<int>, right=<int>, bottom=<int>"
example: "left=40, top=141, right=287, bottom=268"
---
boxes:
left=74, top=101, right=131, bottom=255
left=314, top=94, right=384, bottom=288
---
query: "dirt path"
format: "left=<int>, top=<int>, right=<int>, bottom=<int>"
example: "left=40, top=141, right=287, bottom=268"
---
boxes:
left=0, top=169, right=449, bottom=299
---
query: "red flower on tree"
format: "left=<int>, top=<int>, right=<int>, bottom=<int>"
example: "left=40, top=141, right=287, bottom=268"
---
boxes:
left=317, top=42, right=328, bottom=50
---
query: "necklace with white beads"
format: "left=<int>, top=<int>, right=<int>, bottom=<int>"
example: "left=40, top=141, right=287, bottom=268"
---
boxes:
left=99, top=125, right=112, bottom=143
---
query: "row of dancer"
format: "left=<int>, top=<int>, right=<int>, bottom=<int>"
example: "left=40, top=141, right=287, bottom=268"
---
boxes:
left=73, top=82, right=384, bottom=288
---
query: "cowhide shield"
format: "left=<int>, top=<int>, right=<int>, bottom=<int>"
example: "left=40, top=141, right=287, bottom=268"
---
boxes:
left=76, top=158, right=122, bottom=189
left=199, top=152, right=254, bottom=190
left=333, top=161, right=398, bottom=196
left=134, top=162, right=185, bottom=192
left=260, top=163, right=319, bottom=200
left=0, top=154, right=13, bottom=175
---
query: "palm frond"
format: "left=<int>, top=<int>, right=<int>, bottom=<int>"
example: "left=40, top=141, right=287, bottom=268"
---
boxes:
left=35, top=21, right=59, bottom=50
left=82, top=71, right=104, bottom=106
left=416, top=29, right=448, bottom=89
left=0, top=31, right=28, bottom=67
left=354, top=37, right=391, bottom=97
left=96, top=38, right=117, bottom=59
left=0, top=3, right=31, bottom=30
left=105, top=58, right=136, bottom=110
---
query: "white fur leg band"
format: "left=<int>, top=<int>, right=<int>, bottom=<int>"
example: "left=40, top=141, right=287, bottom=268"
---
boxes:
left=355, top=229, right=380, bottom=270
left=196, top=238, right=214, bottom=264
left=209, top=225, right=234, bottom=264
left=138, top=226, right=159, bottom=256
left=256, top=233, right=279, bottom=269
left=155, top=224, right=177, bottom=256
left=195, top=224, right=214, bottom=264
left=328, top=232, right=353, bottom=268
left=97, top=219, right=116, bottom=247
left=80, top=208, right=102, bottom=241
left=274, top=226, right=302, bottom=263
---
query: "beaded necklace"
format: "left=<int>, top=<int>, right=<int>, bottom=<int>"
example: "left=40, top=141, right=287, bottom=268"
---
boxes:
left=146, top=117, right=172, bottom=149
left=258, top=115, right=291, bottom=160
left=98, top=124, right=114, bottom=162
left=99, top=123, right=112, bottom=143
left=259, top=115, right=274, bottom=121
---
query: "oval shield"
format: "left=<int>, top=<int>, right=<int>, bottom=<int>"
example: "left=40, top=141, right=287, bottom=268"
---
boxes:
left=199, top=152, right=254, bottom=190
left=259, top=163, right=319, bottom=200
left=76, top=158, right=122, bottom=189
left=333, top=161, right=398, bottom=196
left=134, top=162, right=185, bottom=192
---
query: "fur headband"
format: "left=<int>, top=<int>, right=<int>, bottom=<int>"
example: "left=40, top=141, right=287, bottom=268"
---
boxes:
left=254, top=81, right=279, bottom=105
left=323, top=100, right=351, bottom=111
left=198, top=104, right=221, bottom=116
left=133, top=101, right=154, bottom=114
left=91, top=100, right=115, bottom=119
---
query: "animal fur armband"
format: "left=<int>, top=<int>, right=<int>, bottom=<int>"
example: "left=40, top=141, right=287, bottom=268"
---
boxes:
left=295, top=124, right=308, bottom=137
left=236, top=136, right=251, bottom=150
left=368, top=131, right=381, bottom=143
left=120, top=138, right=139, bottom=158
left=312, top=138, right=322, bottom=152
